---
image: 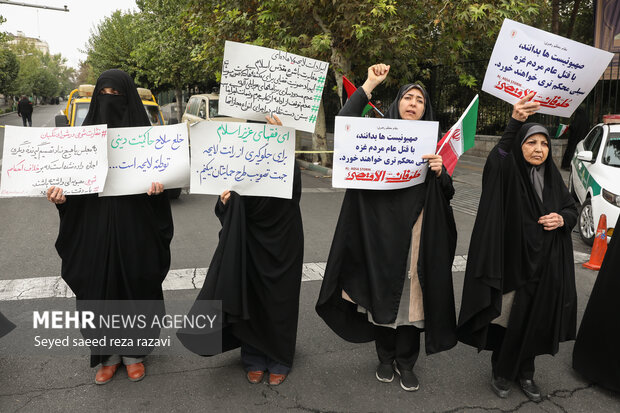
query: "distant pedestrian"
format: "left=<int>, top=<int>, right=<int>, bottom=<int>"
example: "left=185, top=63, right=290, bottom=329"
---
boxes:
left=316, top=63, right=458, bottom=392
left=457, top=93, right=578, bottom=402
left=17, top=96, right=33, bottom=127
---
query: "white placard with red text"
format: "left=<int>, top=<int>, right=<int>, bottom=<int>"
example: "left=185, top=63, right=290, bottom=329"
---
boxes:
left=482, top=19, right=613, bottom=117
left=333, top=116, right=437, bottom=190
left=0, top=125, right=108, bottom=197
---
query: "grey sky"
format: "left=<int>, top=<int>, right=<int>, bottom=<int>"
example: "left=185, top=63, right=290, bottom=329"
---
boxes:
left=1, top=0, right=138, bottom=69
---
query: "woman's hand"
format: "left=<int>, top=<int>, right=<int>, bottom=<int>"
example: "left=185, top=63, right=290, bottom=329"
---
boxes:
left=46, top=186, right=66, bottom=205
left=265, top=113, right=283, bottom=126
left=422, top=154, right=443, bottom=177
left=147, top=182, right=164, bottom=196
left=361, top=63, right=390, bottom=95
left=512, top=92, right=540, bottom=122
left=538, top=212, right=564, bottom=231
left=220, top=190, right=231, bottom=205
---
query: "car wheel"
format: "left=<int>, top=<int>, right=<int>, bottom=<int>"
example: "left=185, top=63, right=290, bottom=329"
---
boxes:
left=579, top=198, right=595, bottom=246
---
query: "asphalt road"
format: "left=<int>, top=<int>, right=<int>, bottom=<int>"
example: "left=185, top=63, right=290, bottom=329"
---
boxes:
left=0, top=108, right=617, bottom=412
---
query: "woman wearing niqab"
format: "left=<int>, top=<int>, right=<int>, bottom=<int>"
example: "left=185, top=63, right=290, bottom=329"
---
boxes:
left=573, top=215, right=620, bottom=393
left=46, top=69, right=174, bottom=384
left=316, top=64, right=458, bottom=392
left=457, top=93, right=578, bottom=402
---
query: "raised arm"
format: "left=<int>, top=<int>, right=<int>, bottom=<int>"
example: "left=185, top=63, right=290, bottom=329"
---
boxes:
left=497, top=92, right=540, bottom=153
left=339, top=64, right=390, bottom=117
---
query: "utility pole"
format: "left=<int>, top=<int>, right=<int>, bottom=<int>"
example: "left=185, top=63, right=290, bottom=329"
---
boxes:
left=0, top=1, right=69, bottom=12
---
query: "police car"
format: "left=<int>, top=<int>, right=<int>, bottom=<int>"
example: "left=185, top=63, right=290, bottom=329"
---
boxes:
left=568, top=115, right=620, bottom=245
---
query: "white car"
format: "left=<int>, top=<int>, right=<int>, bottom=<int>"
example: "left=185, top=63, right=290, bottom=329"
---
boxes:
left=568, top=119, right=620, bottom=245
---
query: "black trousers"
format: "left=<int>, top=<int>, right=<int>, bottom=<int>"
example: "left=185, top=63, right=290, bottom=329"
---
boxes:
left=489, top=325, right=536, bottom=380
left=21, top=113, right=32, bottom=127
left=374, top=325, right=421, bottom=371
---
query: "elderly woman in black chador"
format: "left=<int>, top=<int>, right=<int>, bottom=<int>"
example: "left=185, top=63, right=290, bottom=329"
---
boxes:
left=46, top=69, right=173, bottom=385
left=177, top=114, right=304, bottom=386
left=457, top=93, right=578, bottom=402
left=316, top=64, right=458, bottom=392
left=573, top=215, right=620, bottom=393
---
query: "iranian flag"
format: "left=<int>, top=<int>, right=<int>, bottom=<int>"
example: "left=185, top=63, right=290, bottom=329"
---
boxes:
left=436, top=95, right=479, bottom=176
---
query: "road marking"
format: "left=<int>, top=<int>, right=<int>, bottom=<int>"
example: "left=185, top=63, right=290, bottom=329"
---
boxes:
left=0, top=253, right=592, bottom=301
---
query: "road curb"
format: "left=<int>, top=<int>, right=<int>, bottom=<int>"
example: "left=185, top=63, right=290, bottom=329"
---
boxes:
left=296, top=158, right=332, bottom=175
left=0, top=110, right=17, bottom=118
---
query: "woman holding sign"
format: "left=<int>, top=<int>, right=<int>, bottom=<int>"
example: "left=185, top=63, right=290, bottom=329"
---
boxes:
left=457, top=93, right=578, bottom=402
left=177, top=114, right=304, bottom=386
left=46, top=69, right=174, bottom=385
left=316, top=64, right=458, bottom=392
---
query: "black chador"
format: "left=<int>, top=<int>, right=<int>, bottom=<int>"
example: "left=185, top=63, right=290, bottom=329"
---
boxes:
left=573, top=215, right=620, bottom=393
left=315, top=86, right=458, bottom=355
left=457, top=119, right=578, bottom=380
left=54, top=70, right=174, bottom=367
left=0, top=311, right=15, bottom=339
left=178, top=164, right=304, bottom=368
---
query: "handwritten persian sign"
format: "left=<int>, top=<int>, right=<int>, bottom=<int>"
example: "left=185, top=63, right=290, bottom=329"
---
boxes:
left=0, top=125, right=108, bottom=197
left=101, top=123, right=190, bottom=196
left=219, top=41, right=329, bottom=133
left=482, top=19, right=614, bottom=117
left=333, top=117, right=438, bottom=190
left=189, top=121, right=295, bottom=199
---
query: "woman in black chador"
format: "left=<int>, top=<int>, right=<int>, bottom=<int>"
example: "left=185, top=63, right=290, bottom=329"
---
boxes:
left=177, top=114, right=304, bottom=386
left=46, top=69, right=173, bottom=385
left=316, top=64, right=458, bottom=392
left=573, top=215, right=620, bottom=393
left=457, top=93, right=578, bottom=402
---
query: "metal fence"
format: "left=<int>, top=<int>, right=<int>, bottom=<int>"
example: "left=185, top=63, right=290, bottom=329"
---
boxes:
left=428, top=53, right=620, bottom=136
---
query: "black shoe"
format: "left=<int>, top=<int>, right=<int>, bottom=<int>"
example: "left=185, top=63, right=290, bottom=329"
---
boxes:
left=519, top=379, right=542, bottom=402
left=375, top=362, right=394, bottom=383
left=491, top=375, right=512, bottom=398
left=393, top=363, right=419, bottom=392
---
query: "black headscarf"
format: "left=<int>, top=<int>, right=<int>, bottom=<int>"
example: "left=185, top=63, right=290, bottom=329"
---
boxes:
left=55, top=69, right=173, bottom=367
left=83, top=69, right=150, bottom=128
left=385, top=83, right=436, bottom=122
left=316, top=84, right=457, bottom=355
left=457, top=118, right=578, bottom=380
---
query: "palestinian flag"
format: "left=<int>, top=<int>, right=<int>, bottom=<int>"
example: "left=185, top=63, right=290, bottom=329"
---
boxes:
left=436, top=95, right=479, bottom=176
left=342, top=75, right=383, bottom=117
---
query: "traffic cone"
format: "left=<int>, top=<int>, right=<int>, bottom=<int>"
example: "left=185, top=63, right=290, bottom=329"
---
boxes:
left=583, top=214, right=608, bottom=271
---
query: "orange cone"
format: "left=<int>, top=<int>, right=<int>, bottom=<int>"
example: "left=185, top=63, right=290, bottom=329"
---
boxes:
left=583, top=214, right=608, bottom=271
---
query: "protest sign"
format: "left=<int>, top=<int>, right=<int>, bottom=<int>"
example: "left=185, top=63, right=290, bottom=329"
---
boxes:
left=101, top=123, right=190, bottom=196
left=219, top=41, right=329, bottom=133
left=0, top=125, right=108, bottom=197
left=482, top=19, right=614, bottom=117
left=332, top=117, right=438, bottom=190
left=189, top=121, right=295, bottom=199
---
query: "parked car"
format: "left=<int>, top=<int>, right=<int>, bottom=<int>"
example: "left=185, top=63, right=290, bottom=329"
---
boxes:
left=568, top=116, right=620, bottom=244
left=181, top=93, right=245, bottom=124
left=55, top=85, right=165, bottom=127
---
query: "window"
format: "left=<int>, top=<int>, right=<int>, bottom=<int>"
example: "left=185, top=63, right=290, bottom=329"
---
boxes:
left=198, top=99, right=207, bottom=119
left=209, top=100, right=221, bottom=118
left=73, top=102, right=90, bottom=126
left=144, top=105, right=162, bottom=125
left=602, top=132, right=620, bottom=168
left=583, top=126, right=603, bottom=151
